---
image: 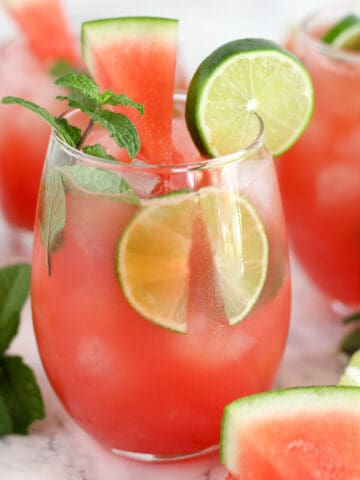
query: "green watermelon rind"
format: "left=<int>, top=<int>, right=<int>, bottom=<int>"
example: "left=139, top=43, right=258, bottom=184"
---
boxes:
left=220, top=386, right=360, bottom=475
left=81, top=16, right=179, bottom=70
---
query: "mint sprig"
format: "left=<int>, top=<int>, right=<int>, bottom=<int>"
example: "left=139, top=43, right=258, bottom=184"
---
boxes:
left=1, top=73, right=144, bottom=159
left=1, top=97, right=82, bottom=148
left=0, top=263, right=45, bottom=436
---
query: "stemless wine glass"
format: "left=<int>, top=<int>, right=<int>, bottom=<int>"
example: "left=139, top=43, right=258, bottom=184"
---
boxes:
left=31, top=95, right=290, bottom=460
left=277, top=2, right=360, bottom=309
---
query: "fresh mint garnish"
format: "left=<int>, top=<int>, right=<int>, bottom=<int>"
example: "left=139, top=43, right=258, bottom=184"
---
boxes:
left=1, top=97, right=82, bottom=148
left=343, top=312, right=360, bottom=325
left=0, top=264, right=31, bottom=354
left=0, top=263, right=45, bottom=436
left=90, top=109, right=140, bottom=158
left=1, top=73, right=144, bottom=159
left=82, top=144, right=116, bottom=160
left=39, top=169, right=66, bottom=276
left=49, top=59, right=84, bottom=78
left=60, top=164, right=140, bottom=205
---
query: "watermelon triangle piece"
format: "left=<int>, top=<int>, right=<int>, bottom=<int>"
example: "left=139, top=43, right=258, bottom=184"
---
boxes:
left=3, top=0, right=78, bottom=65
left=82, top=17, right=178, bottom=165
left=221, top=386, right=360, bottom=480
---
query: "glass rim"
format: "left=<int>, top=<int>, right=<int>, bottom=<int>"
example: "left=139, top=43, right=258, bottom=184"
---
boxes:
left=51, top=92, right=266, bottom=173
left=299, top=1, right=360, bottom=64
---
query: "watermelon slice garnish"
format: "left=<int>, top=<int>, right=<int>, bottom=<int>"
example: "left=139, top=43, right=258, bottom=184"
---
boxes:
left=2, top=0, right=78, bottom=65
left=82, top=17, right=178, bottom=165
left=221, top=386, right=360, bottom=480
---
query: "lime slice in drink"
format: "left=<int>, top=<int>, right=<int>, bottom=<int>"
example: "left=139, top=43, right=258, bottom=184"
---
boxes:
left=322, top=14, right=360, bottom=50
left=339, top=349, right=360, bottom=386
left=185, top=38, right=314, bottom=157
left=117, top=188, right=268, bottom=332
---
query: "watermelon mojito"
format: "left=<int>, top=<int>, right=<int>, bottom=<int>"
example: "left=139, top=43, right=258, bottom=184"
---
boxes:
left=31, top=95, right=291, bottom=458
left=5, top=15, right=317, bottom=459
left=0, top=0, right=78, bottom=230
left=277, top=4, right=360, bottom=306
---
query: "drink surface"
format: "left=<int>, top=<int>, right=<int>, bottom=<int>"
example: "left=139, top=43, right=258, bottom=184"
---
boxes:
left=31, top=119, right=290, bottom=455
left=277, top=24, right=360, bottom=304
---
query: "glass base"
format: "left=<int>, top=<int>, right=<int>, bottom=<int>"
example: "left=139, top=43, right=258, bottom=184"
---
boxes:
left=112, top=444, right=219, bottom=462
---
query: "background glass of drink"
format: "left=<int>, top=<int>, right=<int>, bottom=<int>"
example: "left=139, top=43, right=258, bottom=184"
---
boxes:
left=31, top=98, right=290, bottom=460
left=277, top=3, right=360, bottom=308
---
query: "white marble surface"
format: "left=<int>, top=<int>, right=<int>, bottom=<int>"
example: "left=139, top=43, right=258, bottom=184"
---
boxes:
left=0, top=216, right=350, bottom=480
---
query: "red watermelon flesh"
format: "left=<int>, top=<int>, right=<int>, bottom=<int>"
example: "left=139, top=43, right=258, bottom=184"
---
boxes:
left=3, top=0, right=78, bottom=65
left=221, top=387, right=360, bottom=480
left=82, top=17, right=178, bottom=165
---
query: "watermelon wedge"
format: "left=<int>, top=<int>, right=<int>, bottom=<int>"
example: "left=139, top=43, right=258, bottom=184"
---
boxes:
left=81, top=17, right=178, bottom=165
left=221, top=386, right=360, bottom=480
left=2, top=0, right=78, bottom=65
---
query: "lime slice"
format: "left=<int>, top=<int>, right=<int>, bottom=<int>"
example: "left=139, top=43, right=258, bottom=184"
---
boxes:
left=185, top=38, right=314, bottom=157
left=339, top=349, right=360, bottom=386
left=322, top=14, right=360, bottom=50
left=117, top=188, right=269, bottom=332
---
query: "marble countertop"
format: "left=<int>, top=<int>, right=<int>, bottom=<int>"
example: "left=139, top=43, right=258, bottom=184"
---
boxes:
left=0, top=222, right=349, bottom=480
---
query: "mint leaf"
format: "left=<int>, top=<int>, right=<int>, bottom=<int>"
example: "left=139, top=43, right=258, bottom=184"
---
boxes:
left=100, top=90, right=144, bottom=114
left=56, top=91, right=98, bottom=114
left=343, top=312, right=360, bottom=325
left=55, top=73, right=100, bottom=103
left=0, top=394, right=13, bottom=435
left=90, top=109, right=140, bottom=158
left=0, top=97, right=82, bottom=147
left=341, top=328, right=360, bottom=356
left=0, top=264, right=31, bottom=354
left=82, top=144, right=116, bottom=160
left=49, top=59, right=78, bottom=77
left=39, top=169, right=66, bottom=275
left=61, top=164, right=139, bottom=205
left=0, top=355, right=45, bottom=435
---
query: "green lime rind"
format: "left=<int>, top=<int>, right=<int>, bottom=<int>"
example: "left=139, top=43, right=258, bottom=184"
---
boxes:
left=185, top=38, right=314, bottom=158
left=322, top=14, right=360, bottom=49
left=81, top=16, right=178, bottom=68
left=220, top=385, right=360, bottom=474
left=339, top=349, right=360, bottom=386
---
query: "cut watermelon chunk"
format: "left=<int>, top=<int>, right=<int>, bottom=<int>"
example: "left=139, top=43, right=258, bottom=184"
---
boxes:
left=82, top=17, right=178, bottom=165
left=221, top=386, right=360, bottom=480
left=3, top=0, right=78, bottom=65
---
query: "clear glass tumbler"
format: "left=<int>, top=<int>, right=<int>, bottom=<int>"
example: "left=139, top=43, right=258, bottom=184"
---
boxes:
left=277, top=3, right=360, bottom=307
left=31, top=96, right=290, bottom=460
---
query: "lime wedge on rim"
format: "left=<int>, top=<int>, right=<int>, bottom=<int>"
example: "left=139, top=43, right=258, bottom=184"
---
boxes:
left=322, top=14, right=360, bottom=50
left=117, top=188, right=269, bottom=332
left=185, top=38, right=314, bottom=157
left=339, top=349, right=360, bottom=386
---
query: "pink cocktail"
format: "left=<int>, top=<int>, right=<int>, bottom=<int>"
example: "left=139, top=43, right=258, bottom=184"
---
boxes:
left=277, top=4, right=360, bottom=306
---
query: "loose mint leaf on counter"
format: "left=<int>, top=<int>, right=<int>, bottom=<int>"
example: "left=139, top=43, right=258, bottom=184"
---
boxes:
left=82, top=144, right=116, bottom=160
left=61, top=164, right=140, bottom=206
left=39, top=169, right=66, bottom=276
left=0, top=97, right=82, bottom=147
left=0, top=356, right=45, bottom=435
left=100, top=90, right=144, bottom=114
left=0, top=264, right=31, bottom=354
left=0, top=394, right=13, bottom=435
left=55, top=73, right=100, bottom=102
left=90, top=109, right=140, bottom=158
